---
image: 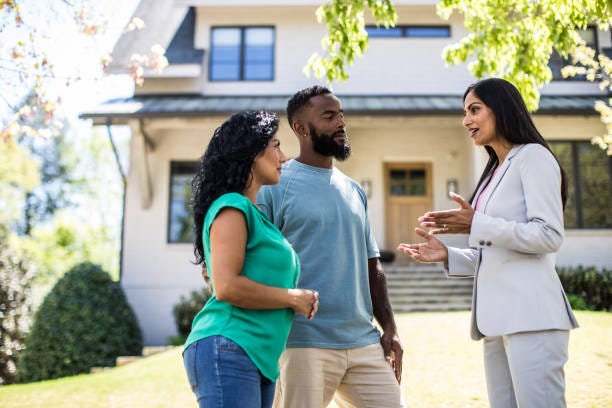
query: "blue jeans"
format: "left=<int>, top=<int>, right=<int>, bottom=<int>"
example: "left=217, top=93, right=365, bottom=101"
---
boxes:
left=183, top=335, right=276, bottom=408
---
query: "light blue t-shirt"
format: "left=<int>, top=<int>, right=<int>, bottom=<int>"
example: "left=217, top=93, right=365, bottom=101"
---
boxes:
left=257, top=159, right=381, bottom=349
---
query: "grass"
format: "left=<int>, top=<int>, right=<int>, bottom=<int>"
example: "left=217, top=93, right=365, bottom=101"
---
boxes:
left=0, top=311, right=610, bottom=408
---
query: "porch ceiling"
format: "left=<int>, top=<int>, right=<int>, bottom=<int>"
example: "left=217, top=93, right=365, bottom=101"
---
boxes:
left=80, top=94, right=606, bottom=124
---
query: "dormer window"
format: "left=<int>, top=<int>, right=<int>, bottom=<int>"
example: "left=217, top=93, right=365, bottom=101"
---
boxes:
left=209, top=26, right=275, bottom=81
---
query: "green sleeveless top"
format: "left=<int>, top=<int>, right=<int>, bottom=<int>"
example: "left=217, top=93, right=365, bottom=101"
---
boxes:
left=184, top=192, right=300, bottom=381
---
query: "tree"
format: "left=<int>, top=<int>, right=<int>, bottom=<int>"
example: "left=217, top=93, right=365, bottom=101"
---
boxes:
left=309, top=0, right=612, bottom=152
left=305, top=0, right=397, bottom=82
left=0, top=140, right=37, bottom=385
left=562, top=43, right=612, bottom=155
left=437, top=0, right=611, bottom=111
left=0, top=225, right=35, bottom=385
left=0, top=0, right=167, bottom=141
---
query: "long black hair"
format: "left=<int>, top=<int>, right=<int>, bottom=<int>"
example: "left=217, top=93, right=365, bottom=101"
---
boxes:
left=191, top=110, right=279, bottom=265
left=465, top=78, right=568, bottom=208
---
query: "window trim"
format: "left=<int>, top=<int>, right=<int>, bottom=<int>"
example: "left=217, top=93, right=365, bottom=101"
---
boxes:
left=550, top=26, right=599, bottom=81
left=550, top=140, right=612, bottom=230
left=167, top=161, right=198, bottom=244
left=365, top=25, right=451, bottom=38
left=209, top=25, right=276, bottom=82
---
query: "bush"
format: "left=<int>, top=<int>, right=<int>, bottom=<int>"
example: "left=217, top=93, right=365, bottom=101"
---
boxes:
left=17, top=262, right=142, bottom=382
left=171, top=287, right=211, bottom=344
left=557, top=266, right=611, bottom=312
left=0, top=232, right=35, bottom=385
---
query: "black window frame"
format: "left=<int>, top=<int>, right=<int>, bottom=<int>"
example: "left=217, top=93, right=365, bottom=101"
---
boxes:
left=366, top=25, right=451, bottom=38
left=549, top=26, right=599, bottom=81
left=549, top=140, right=612, bottom=229
left=167, top=161, right=198, bottom=244
left=209, top=25, right=276, bottom=82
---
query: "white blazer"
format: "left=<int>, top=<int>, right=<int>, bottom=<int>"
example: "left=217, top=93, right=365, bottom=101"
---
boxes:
left=447, top=144, right=579, bottom=340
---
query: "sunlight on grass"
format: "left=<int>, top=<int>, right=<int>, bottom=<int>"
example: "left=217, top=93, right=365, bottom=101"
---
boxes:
left=0, top=311, right=609, bottom=407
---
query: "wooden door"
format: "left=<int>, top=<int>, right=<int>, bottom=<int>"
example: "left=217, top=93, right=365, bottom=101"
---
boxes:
left=384, top=162, right=433, bottom=263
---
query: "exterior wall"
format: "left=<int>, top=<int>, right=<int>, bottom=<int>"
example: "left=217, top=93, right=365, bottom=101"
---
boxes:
left=121, top=117, right=226, bottom=345
left=140, top=3, right=612, bottom=97
left=193, top=5, right=478, bottom=96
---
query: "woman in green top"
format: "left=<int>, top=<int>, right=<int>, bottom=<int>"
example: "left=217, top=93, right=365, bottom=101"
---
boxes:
left=184, top=111, right=319, bottom=408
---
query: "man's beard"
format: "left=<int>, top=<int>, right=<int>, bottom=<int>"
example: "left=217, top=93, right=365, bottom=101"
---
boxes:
left=309, top=124, right=351, bottom=161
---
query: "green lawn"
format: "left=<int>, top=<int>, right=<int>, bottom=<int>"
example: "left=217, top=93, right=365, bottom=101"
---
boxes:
left=1, top=311, right=610, bottom=407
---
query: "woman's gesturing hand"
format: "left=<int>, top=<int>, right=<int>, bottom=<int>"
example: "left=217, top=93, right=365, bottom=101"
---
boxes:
left=418, top=192, right=474, bottom=235
left=289, top=289, right=319, bottom=320
left=397, top=228, right=449, bottom=263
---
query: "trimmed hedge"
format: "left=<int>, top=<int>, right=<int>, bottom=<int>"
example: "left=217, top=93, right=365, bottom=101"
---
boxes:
left=171, top=287, right=211, bottom=345
left=557, top=266, right=611, bottom=311
left=17, top=262, right=142, bottom=382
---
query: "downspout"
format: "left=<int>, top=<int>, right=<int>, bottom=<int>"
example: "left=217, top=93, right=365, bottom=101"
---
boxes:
left=105, top=117, right=127, bottom=282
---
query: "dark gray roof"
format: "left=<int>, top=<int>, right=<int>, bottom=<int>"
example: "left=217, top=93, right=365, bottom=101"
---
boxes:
left=165, top=7, right=204, bottom=64
left=80, top=94, right=607, bottom=122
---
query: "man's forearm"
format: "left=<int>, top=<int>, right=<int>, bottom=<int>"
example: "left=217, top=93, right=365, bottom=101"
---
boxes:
left=368, top=258, right=397, bottom=332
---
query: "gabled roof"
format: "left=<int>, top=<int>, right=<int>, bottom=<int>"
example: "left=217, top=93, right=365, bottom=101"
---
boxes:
left=80, top=94, right=606, bottom=123
left=109, top=0, right=189, bottom=71
left=165, top=8, right=204, bottom=64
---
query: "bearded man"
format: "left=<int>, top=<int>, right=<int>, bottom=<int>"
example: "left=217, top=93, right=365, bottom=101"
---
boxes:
left=258, top=86, right=404, bottom=408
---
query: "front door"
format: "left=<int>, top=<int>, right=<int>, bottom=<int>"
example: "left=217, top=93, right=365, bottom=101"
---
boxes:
left=384, top=162, right=433, bottom=262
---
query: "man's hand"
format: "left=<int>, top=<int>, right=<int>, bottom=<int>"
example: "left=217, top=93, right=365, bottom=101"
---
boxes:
left=381, top=330, right=403, bottom=383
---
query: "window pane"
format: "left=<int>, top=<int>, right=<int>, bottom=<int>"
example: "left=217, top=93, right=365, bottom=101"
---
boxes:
left=245, top=46, right=273, bottom=62
left=244, top=28, right=274, bottom=80
left=366, top=26, right=402, bottom=38
left=549, top=28, right=595, bottom=80
left=408, top=169, right=426, bottom=195
left=577, top=28, right=596, bottom=46
left=244, top=62, right=273, bottom=80
left=213, top=46, right=240, bottom=63
left=405, top=26, right=450, bottom=38
left=212, top=28, right=241, bottom=45
left=390, top=170, right=407, bottom=195
left=211, top=28, right=241, bottom=81
left=244, top=42, right=273, bottom=80
left=245, top=28, right=274, bottom=45
left=577, top=142, right=612, bottom=228
left=210, top=63, right=240, bottom=80
left=168, top=162, right=197, bottom=243
left=550, top=142, right=578, bottom=228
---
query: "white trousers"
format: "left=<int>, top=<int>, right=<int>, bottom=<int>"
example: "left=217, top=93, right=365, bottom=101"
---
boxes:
left=483, top=330, right=569, bottom=408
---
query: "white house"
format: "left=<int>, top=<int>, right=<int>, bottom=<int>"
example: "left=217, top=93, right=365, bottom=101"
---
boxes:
left=81, top=0, right=612, bottom=345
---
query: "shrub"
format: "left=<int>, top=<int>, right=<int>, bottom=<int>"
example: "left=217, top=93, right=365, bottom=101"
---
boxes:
left=557, top=266, right=611, bottom=312
left=0, top=232, right=35, bottom=385
left=17, top=262, right=142, bottom=382
left=171, top=287, right=211, bottom=344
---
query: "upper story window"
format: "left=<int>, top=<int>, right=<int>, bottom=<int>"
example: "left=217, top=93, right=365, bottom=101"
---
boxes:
left=549, top=141, right=612, bottom=229
left=366, top=25, right=450, bottom=38
left=210, top=26, right=275, bottom=81
left=549, top=27, right=598, bottom=80
left=168, top=161, right=198, bottom=243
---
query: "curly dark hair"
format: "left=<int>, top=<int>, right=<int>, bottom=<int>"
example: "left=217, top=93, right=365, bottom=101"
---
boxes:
left=191, top=110, right=279, bottom=265
left=286, top=85, right=331, bottom=129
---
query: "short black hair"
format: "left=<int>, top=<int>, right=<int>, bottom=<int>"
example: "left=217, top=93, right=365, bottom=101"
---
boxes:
left=286, top=85, right=332, bottom=129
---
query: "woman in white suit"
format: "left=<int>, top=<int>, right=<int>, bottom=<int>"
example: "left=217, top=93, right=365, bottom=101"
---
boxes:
left=398, top=78, right=579, bottom=407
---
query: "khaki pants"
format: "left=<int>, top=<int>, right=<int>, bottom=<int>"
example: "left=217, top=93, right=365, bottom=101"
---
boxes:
left=273, top=343, right=405, bottom=408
